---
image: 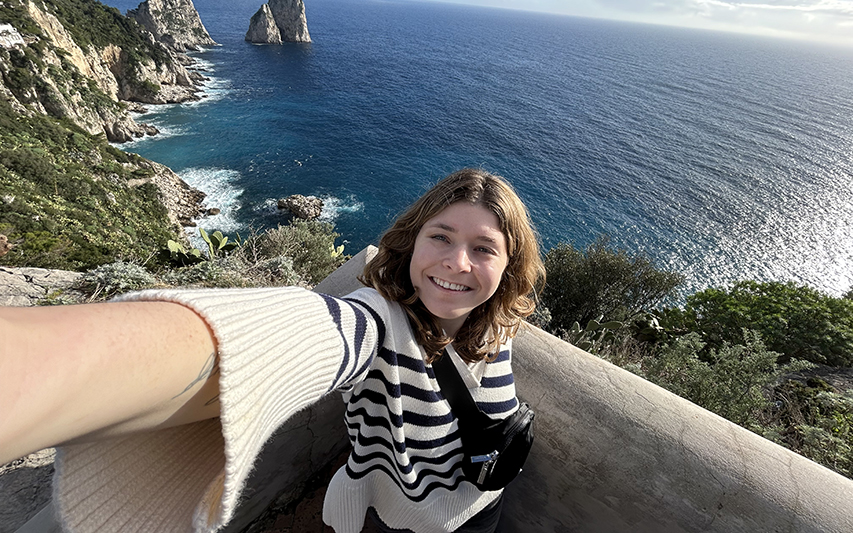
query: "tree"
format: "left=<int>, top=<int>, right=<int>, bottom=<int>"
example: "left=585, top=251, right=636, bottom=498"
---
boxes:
left=541, top=236, right=684, bottom=333
left=668, top=281, right=853, bottom=367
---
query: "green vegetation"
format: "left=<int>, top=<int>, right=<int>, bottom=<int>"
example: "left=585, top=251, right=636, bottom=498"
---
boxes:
left=236, top=220, right=348, bottom=285
left=661, top=280, right=853, bottom=367
left=540, top=237, right=853, bottom=480
left=541, top=236, right=684, bottom=332
left=0, top=97, right=177, bottom=270
left=35, top=0, right=169, bottom=65
left=72, top=223, right=348, bottom=297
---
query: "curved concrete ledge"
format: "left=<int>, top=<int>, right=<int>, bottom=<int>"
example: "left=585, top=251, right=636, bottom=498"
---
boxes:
left=16, top=245, right=853, bottom=532
left=503, top=325, right=853, bottom=532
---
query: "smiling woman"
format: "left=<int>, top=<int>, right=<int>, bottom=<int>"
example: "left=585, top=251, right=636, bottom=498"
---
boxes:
left=2, top=168, right=546, bottom=533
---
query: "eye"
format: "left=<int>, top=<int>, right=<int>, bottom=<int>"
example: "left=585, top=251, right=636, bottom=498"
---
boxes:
left=430, top=234, right=450, bottom=243
left=475, top=246, right=497, bottom=256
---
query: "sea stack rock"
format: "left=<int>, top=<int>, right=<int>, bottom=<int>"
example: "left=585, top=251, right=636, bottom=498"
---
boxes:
left=246, top=0, right=311, bottom=44
left=129, top=0, right=217, bottom=52
left=246, top=4, right=282, bottom=44
left=278, top=195, right=323, bottom=220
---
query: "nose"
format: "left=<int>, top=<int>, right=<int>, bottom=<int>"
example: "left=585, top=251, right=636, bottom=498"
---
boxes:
left=444, top=246, right=472, bottom=272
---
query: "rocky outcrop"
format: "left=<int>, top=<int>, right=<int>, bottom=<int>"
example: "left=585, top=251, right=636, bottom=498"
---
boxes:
left=127, top=160, right=208, bottom=227
left=0, top=1, right=208, bottom=143
left=0, top=267, right=85, bottom=307
left=0, top=23, right=25, bottom=49
left=246, top=0, right=311, bottom=44
left=278, top=194, right=323, bottom=219
left=128, top=0, right=217, bottom=52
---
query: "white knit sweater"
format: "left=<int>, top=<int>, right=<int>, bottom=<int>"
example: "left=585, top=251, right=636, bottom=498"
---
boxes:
left=52, top=286, right=517, bottom=533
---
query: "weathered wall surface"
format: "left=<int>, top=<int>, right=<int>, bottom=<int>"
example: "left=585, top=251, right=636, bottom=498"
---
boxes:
left=502, top=326, right=853, bottom=532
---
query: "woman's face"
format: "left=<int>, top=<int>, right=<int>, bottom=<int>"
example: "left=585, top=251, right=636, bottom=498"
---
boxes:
left=409, top=202, right=509, bottom=337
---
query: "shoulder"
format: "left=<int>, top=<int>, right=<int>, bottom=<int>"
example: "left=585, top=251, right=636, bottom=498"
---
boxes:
left=342, top=287, right=404, bottom=322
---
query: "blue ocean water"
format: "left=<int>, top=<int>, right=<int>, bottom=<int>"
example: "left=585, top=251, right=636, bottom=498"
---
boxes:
left=106, top=0, right=853, bottom=297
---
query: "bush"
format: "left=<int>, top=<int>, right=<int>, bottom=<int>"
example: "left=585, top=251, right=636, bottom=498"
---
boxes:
left=762, top=379, right=853, bottom=478
left=541, top=236, right=684, bottom=333
left=237, top=220, right=347, bottom=285
left=641, top=330, right=811, bottom=426
left=80, top=261, right=157, bottom=298
left=664, top=281, right=853, bottom=367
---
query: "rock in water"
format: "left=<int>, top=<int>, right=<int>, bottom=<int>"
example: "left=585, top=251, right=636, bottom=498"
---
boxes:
left=129, top=0, right=217, bottom=52
left=246, top=0, right=311, bottom=44
left=278, top=195, right=323, bottom=219
left=246, top=4, right=282, bottom=44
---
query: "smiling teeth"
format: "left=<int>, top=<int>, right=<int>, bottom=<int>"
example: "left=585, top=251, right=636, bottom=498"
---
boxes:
left=432, top=277, right=470, bottom=291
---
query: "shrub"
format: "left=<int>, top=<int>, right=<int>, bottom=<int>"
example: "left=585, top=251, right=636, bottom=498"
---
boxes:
left=664, top=281, right=853, bottom=367
left=641, top=330, right=811, bottom=426
left=161, top=257, right=251, bottom=288
left=541, top=236, right=684, bottom=333
left=762, top=379, right=853, bottom=478
left=237, top=220, right=347, bottom=285
left=80, top=261, right=157, bottom=298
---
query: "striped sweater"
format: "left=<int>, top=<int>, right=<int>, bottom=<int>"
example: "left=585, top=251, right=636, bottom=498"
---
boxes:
left=53, top=286, right=518, bottom=533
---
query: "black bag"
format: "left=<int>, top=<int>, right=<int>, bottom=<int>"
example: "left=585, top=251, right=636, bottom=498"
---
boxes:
left=433, top=351, right=535, bottom=491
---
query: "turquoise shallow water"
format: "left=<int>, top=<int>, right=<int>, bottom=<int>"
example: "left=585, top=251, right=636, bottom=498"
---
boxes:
left=106, top=0, right=853, bottom=296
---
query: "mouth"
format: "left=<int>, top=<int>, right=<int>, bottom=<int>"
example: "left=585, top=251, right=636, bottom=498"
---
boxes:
left=430, top=277, right=472, bottom=292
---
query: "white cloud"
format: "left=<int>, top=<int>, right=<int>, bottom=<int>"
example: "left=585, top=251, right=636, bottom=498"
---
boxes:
left=593, top=0, right=853, bottom=45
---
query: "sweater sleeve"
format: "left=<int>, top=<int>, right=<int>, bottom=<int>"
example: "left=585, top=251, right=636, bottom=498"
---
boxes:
left=52, top=286, right=379, bottom=533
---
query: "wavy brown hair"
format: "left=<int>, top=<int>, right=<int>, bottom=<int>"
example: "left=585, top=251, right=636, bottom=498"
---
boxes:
left=360, top=168, right=546, bottom=364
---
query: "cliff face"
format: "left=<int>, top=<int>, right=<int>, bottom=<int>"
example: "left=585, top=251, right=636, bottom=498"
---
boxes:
left=246, top=0, right=311, bottom=44
left=246, top=4, right=282, bottom=44
left=128, top=0, right=217, bottom=53
left=0, top=0, right=205, bottom=142
left=0, top=0, right=208, bottom=271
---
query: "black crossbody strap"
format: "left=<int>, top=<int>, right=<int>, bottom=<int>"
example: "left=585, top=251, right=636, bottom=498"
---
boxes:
left=433, top=350, right=491, bottom=427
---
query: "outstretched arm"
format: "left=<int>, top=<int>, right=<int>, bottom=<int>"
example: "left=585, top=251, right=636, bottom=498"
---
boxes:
left=0, top=300, right=219, bottom=465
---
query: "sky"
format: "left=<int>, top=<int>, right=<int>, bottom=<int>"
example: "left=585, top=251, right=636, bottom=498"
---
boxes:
left=439, top=0, right=853, bottom=46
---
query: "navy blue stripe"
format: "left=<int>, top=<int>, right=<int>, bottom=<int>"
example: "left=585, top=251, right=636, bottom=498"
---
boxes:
left=340, top=301, right=370, bottom=385
left=378, top=347, right=427, bottom=374
left=480, top=373, right=514, bottom=388
left=477, top=397, right=519, bottom=415
left=345, top=407, right=460, bottom=451
left=347, top=450, right=462, bottom=492
left=349, top=389, right=454, bottom=427
left=400, top=382, right=443, bottom=403
left=365, top=368, right=403, bottom=399
left=320, top=295, right=350, bottom=392
left=344, top=296, right=386, bottom=347
left=491, top=349, right=511, bottom=363
left=348, top=430, right=463, bottom=475
left=364, top=368, right=443, bottom=404
left=345, top=461, right=465, bottom=502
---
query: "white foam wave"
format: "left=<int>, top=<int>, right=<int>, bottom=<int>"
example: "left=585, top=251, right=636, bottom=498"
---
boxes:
left=178, top=167, right=245, bottom=248
left=319, top=194, right=364, bottom=222
left=254, top=194, right=364, bottom=223
left=117, top=122, right=188, bottom=148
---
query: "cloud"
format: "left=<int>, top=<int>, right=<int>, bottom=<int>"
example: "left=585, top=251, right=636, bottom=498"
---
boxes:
left=590, top=0, right=853, bottom=44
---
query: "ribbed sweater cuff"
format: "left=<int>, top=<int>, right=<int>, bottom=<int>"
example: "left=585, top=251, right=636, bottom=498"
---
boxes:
left=54, top=287, right=358, bottom=532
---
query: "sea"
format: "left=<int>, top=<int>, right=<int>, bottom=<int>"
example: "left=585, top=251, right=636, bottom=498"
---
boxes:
left=103, top=0, right=853, bottom=297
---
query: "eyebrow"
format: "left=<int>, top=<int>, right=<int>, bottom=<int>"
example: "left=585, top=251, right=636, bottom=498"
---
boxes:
left=427, top=222, right=500, bottom=244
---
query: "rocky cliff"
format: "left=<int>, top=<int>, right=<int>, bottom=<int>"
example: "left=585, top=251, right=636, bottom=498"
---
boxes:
left=246, top=0, right=311, bottom=44
left=0, top=0, right=209, bottom=270
left=128, top=0, right=217, bottom=53
left=0, top=0, right=206, bottom=142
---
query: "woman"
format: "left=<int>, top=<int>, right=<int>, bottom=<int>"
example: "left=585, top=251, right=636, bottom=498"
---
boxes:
left=0, top=168, right=545, bottom=533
